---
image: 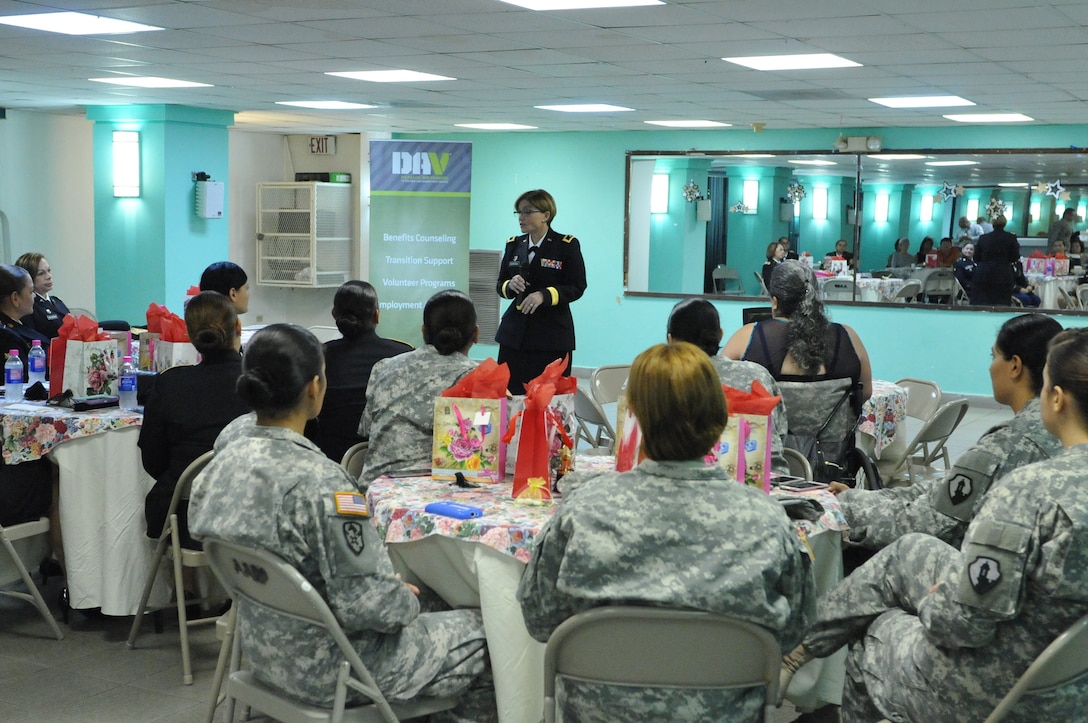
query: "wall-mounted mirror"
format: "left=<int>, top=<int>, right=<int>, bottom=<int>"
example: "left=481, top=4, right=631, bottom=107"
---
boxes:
left=625, top=148, right=1088, bottom=310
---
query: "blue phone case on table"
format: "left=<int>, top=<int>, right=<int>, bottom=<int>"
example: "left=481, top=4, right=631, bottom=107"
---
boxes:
left=424, top=501, right=484, bottom=519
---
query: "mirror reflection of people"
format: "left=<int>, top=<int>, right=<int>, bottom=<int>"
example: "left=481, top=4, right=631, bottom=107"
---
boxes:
left=824, top=239, right=854, bottom=269
left=935, top=237, right=958, bottom=267
left=15, top=253, right=70, bottom=339
left=199, top=261, right=250, bottom=314
left=762, top=241, right=786, bottom=288
left=495, top=189, right=586, bottom=395
left=780, top=327, right=1088, bottom=722
left=190, top=324, right=496, bottom=720
left=971, top=215, right=1020, bottom=306
left=519, top=341, right=814, bottom=722
left=954, top=243, right=977, bottom=296
left=887, top=238, right=913, bottom=268
left=1047, top=207, right=1076, bottom=254
left=307, top=281, right=411, bottom=462
left=914, top=236, right=935, bottom=265
left=0, top=264, right=51, bottom=377
left=778, top=235, right=799, bottom=260
left=1011, top=260, right=1041, bottom=308
left=957, top=216, right=984, bottom=244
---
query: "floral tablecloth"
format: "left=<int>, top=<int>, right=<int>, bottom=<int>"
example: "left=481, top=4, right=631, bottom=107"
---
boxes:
left=817, top=276, right=906, bottom=302
left=1, top=401, right=143, bottom=464
left=857, top=380, right=907, bottom=457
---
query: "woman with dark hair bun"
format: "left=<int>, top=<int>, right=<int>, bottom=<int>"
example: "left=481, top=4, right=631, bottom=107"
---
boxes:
left=359, top=290, right=479, bottom=483
left=189, top=323, right=495, bottom=720
left=309, top=281, right=411, bottom=462
left=139, top=291, right=249, bottom=549
left=199, top=261, right=250, bottom=314
left=723, top=259, right=872, bottom=409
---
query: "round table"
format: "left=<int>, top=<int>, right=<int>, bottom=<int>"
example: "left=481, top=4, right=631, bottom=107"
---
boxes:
left=857, top=380, right=908, bottom=460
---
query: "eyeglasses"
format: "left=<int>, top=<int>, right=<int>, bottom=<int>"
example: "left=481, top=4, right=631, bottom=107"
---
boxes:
left=514, top=209, right=543, bottom=217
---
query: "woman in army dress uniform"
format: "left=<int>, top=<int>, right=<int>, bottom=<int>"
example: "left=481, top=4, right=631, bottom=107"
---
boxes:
left=781, top=328, right=1088, bottom=722
left=189, top=324, right=495, bottom=721
left=15, top=253, right=70, bottom=338
left=495, top=189, right=586, bottom=394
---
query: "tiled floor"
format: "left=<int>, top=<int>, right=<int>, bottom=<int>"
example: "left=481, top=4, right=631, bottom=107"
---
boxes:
left=0, top=397, right=1008, bottom=722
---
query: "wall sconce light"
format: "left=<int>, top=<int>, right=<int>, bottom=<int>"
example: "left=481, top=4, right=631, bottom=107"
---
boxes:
left=1030, top=201, right=1041, bottom=222
left=1055, top=203, right=1066, bottom=218
left=920, top=193, right=933, bottom=222
left=1079, top=204, right=1086, bottom=221
left=812, top=187, right=828, bottom=220
left=874, top=192, right=889, bottom=223
left=966, top=198, right=979, bottom=220
left=742, top=179, right=759, bottom=214
left=112, top=130, right=140, bottom=197
left=651, top=173, right=669, bottom=214
left=1004, top=204, right=1013, bottom=221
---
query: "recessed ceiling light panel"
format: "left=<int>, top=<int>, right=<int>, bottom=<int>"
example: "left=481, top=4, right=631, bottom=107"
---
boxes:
left=943, top=113, right=1034, bottom=123
left=0, top=11, right=162, bottom=35
left=498, top=0, right=662, bottom=9
left=925, top=160, right=978, bottom=167
left=722, top=54, right=861, bottom=71
left=867, top=154, right=928, bottom=160
left=455, top=123, right=537, bottom=130
left=535, top=103, right=633, bottom=113
left=789, top=159, right=837, bottom=166
left=277, top=101, right=376, bottom=109
left=326, top=70, right=455, bottom=83
left=644, top=120, right=730, bottom=128
left=90, top=76, right=211, bottom=88
left=869, top=96, right=973, bottom=108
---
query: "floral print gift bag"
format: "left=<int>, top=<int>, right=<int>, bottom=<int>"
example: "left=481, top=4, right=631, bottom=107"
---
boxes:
left=50, top=314, right=118, bottom=396
left=431, top=358, right=510, bottom=484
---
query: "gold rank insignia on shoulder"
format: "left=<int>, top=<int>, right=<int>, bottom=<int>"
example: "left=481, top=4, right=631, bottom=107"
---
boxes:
left=334, top=492, right=370, bottom=517
left=562, top=235, right=574, bottom=243
left=507, top=236, right=517, bottom=243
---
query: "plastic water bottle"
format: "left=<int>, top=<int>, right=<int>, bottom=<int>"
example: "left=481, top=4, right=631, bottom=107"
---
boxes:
left=28, top=340, right=47, bottom=387
left=119, top=355, right=138, bottom=410
left=4, top=349, right=24, bottom=400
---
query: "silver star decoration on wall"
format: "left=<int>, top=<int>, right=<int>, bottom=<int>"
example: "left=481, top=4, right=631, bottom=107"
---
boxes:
left=1046, top=179, right=1065, bottom=199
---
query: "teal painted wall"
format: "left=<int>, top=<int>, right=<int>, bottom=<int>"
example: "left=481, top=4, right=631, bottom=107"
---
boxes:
left=405, top=124, right=1088, bottom=395
left=89, top=105, right=233, bottom=321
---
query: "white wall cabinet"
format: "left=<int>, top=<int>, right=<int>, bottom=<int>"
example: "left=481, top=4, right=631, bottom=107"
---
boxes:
left=256, top=182, right=352, bottom=287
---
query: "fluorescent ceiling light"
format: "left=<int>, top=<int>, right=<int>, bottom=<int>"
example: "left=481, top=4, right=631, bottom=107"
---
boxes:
left=789, top=159, right=836, bottom=166
left=735, top=154, right=775, bottom=158
left=535, top=103, right=633, bottom=113
left=943, top=113, right=1034, bottom=123
left=90, top=76, right=211, bottom=88
left=455, top=123, right=537, bottom=130
left=326, top=70, right=454, bottom=83
left=722, top=53, right=860, bottom=71
left=644, top=120, right=730, bottom=128
left=868, top=96, right=973, bottom=108
left=925, top=160, right=978, bottom=167
left=867, top=154, right=928, bottom=160
left=499, top=0, right=662, bottom=7
left=999, top=182, right=1029, bottom=188
left=276, top=100, right=376, bottom=110
left=0, top=11, right=162, bottom=35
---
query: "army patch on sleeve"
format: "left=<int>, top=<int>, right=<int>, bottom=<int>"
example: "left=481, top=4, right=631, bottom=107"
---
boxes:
left=968, top=555, right=1001, bottom=594
left=334, top=492, right=370, bottom=517
left=947, top=472, right=973, bottom=505
left=342, top=520, right=365, bottom=556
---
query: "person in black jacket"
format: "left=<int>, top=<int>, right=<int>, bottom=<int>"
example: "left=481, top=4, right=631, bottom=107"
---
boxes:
left=15, top=253, right=71, bottom=339
left=307, top=280, right=412, bottom=462
left=139, top=291, right=249, bottom=549
left=495, top=189, right=587, bottom=394
left=0, top=264, right=50, bottom=378
left=971, top=215, right=1021, bottom=306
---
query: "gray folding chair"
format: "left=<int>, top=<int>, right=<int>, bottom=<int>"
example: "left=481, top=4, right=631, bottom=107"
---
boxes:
left=574, top=386, right=616, bottom=451
left=984, top=612, right=1088, bottom=722
left=821, top=278, right=855, bottom=301
left=0, top=517, right=63, bottom=640
left=128, top=450, right=225, bottom=685
left=876, top=398, right=969, bottom=484
left=782, top=448, right=813, bottom=481
left=1077, top=283, right=1088, bottom=309
left=544, top=606, right=781, bottom=723
left=340, top=441, right=369, bottom=479
left=590, top=364, right=630, bottom=405
left=893, top=279, right=922, bottom=303
left=894, top=377, right=942, bottom=425
left=203, top=538, right=458, bottom=723
left=752, top=271, right=770, bottom=297
left=712, top=265, right=744, bottom=295
left=921, top=268, right=955, bottom=303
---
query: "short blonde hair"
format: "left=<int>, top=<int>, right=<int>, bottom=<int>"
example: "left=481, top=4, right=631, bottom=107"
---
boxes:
left=627, top=342, right=727, bottom=461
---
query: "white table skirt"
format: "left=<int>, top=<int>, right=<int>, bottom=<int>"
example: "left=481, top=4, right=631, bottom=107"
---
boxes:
left=386, top=524, right=845, bottom=720
left=51, top=426, right=169, bottom=615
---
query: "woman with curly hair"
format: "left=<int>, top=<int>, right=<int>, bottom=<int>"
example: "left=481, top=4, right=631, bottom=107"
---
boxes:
left=723, top=259, right=872, bottom=410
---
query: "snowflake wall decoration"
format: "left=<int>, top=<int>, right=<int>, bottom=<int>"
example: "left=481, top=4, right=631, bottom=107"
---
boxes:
left=682, top=179, right=704, bottom=203
left=787, top=182, right=806, bottom=202
left=986, top=198, right=1007, bottom=219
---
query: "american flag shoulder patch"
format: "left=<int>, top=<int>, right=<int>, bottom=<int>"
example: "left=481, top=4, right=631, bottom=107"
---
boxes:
left=334, top=492, right=370, bottom=517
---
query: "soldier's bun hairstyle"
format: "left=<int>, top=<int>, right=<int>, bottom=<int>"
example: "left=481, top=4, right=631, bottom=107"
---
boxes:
left=236, top=324, right=323, bottom=417
left=422, top=290, right=477, bottom=356
left=667, top=298, right=721, bottom=357
left=199, top=261, right=247, bottom=296
left=185, top=291, right=238, bottom=355
left=996, top=313, right=1063, bottom=395
left=1045, top=327, right=1088, bottom=414
left=332, top=280, right=378, bottom=340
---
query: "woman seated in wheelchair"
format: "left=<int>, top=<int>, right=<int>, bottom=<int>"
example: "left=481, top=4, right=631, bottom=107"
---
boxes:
left=518, top=341, right=815, bottom=722
left=780, top=327, right=1088, bottom=722
left=189, top=324, right=496, bottom=721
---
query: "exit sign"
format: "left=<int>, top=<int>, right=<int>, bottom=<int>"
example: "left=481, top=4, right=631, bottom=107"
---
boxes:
left=309, top=136, right=336, bottom=155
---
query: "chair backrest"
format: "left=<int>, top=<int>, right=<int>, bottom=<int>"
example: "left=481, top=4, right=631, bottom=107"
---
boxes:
left=782, top=448, right=813, bottom=481
left=590, top=364, right=630, bottom=405
left=905, top=398, right=969, bottom=465
left=1059, top=285, right=1080, bottom=310
left=753, top=271, right=770, bottom=297
left=954, top=277, right=971, bottom=305
left=203, top=538, right=399, bottom=721
left=894, top=279, right=921, bottom=301
left=1077, top=283, right=1088, bottom=309
left=778, top=378, right=858, bottom=443
left=307, top=325, right=341, bottom=344
left=544, top=606, right=780, bottom=723
left=922, top=269, right=955, bottom=298
left=822, top=279, right=855, bottom=301
left=894, top=377, right=942, bottom=422
left=168, top=450, right=216, bottom=515
left=67, top=306, right=96, bottom=321
left=573, top=386, right=615, bottom=449
left=340, top=441, right=369, bottom=479
left=984, top=613, right=1088, bottom=723
left=712, top=265, right=742, bottom=293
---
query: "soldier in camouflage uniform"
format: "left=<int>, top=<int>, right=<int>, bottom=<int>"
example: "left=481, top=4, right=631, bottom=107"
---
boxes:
left=783, top=328, right=1088, bottom=723
left=191, top=324, right=495, bottom=722
left=519, top=343, right=816, bottom=722
left=666, top=298, right=790, bottom=475
left=838, top=314, right=1062, bottom=551
left=358, top=290, right=478, bottom=484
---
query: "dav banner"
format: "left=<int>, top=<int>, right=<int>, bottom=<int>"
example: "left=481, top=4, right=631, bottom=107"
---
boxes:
left=369, top=140, right=472, bottom=347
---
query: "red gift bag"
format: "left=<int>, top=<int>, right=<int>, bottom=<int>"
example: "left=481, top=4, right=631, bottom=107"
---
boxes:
left=505, top=356, right=575, bottom=502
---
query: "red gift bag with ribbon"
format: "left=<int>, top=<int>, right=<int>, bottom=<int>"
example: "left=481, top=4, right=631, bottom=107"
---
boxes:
left=49, top=314, right=115, bottom=396
left=503, top=356, right=575, bottom=502
left=712, top=381, right=782, bottom=492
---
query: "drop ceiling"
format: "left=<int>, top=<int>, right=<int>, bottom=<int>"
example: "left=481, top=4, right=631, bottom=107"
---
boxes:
left=0, top=0, right=1086, bottom=136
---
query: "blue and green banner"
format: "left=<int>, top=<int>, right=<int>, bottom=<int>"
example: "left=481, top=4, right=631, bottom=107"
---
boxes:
left=369, top=140, right=472, bottom=347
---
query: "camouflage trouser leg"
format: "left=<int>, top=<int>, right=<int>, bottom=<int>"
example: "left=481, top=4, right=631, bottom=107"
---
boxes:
left=409, top=609, right=497, bottom=723
left=804, top=533, right=956, bottom=659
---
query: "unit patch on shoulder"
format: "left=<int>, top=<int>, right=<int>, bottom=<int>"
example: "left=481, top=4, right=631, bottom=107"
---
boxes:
left=342, top=520, right=365, bottom=556
left=968, top=555, right=1001, bottom=594
left=334, top=492, right=370, bottom=517
left=947, top=473, right=973, bottom=506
